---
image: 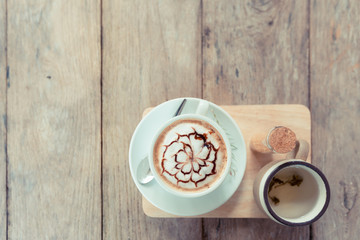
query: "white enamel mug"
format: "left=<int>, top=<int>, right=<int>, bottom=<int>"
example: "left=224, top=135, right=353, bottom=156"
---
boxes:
left=253, top=140, right=330, bottom=226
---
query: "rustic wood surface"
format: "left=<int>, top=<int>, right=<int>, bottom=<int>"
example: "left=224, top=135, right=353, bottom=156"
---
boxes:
left=6, top=0, right=101, bottom=239
left=0, top=0, right=358, bottom=239
left=102, top=1, right=202, bottom=239
left=310, top=0, right=360, bottom=239
left=143, top=104, right=312, bottom=218
left=0, top=0, right=6, bottom=238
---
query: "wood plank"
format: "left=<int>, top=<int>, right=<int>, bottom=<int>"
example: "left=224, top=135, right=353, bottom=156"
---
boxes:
left=143, top=104, right=311, bottom=218
left=0, top=0, right=7, bottom=238
left=202, top=0, right=310, bottom=238
left=310, top=0, right=360, bottom=239
left=102, top=0, right=202, bottom=239
left=7, top=1, right=101, bottom=239
left=202, top=0, right=309, bottom=105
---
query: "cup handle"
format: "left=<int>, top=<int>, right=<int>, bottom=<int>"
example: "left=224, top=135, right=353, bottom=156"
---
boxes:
left=196, top=100, right=209, bottom=116
left=286, top=139, right=310, bottom=161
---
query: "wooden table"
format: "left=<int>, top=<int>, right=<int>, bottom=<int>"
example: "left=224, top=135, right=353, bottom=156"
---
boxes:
left=0, top=0, right=359, bottom=239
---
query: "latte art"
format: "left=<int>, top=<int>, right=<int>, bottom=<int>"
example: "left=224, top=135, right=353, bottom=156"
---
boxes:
left=162, top=129, right=218, bottom=186
left=153, top=119, right=227, bottom=192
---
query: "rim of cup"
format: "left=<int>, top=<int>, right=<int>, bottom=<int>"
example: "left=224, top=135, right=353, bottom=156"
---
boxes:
left=263, top=160, right=331, bottom=226
left=148, top=113, right=232, bottom=198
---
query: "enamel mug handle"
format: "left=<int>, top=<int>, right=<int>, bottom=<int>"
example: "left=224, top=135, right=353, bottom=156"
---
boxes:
left=286, top=139, right=310, bottom=161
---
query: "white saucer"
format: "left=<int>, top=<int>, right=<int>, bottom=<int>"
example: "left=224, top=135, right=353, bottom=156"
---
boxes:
left=129, top=98, right=247, bottom=216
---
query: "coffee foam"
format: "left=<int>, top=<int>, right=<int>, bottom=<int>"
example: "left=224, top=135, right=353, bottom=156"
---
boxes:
left=153, top=119, right=227, bottom=193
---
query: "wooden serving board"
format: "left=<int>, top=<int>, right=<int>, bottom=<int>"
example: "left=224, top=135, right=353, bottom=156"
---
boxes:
left=142, top=104, right=311, bottom=218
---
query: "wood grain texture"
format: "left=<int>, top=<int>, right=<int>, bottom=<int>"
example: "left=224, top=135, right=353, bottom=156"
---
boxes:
left=310, top=0, right=360, bottom=239
left=7, top=0, right=101, bottom=239
left=102, top=0, right=202, bottom=239
left=143, top=105, right=311, bottom=218
left=202, top=0, right=309, bottom=105
left=202, top=0, right=310, bottom=238
left=0, top=0, right=6, bottom=238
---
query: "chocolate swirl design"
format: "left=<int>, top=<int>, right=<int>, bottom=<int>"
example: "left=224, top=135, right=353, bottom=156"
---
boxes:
left=161, top=128, right=219, bottom=187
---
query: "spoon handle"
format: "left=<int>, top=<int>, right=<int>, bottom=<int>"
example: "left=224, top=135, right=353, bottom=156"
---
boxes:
left=173, top=99, right=187, bottom=117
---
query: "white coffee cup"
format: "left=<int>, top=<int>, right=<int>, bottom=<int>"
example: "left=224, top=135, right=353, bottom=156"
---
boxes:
left=148, top=100, right=232, bottom=198
left=253, top=140, right=330, bottom=226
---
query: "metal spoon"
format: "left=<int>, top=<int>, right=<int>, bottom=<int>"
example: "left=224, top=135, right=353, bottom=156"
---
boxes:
left=137, top=156, right=154, bottom=185
left=137, top=99, right=187, bottom=184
